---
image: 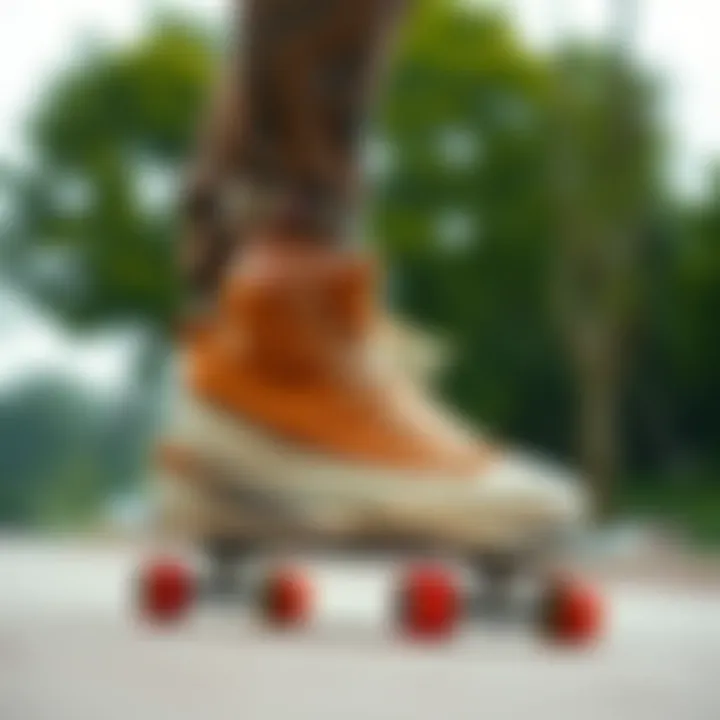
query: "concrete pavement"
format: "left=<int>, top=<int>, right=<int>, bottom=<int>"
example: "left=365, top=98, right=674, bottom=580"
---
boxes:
left=1, top=536, right=719, bottom=720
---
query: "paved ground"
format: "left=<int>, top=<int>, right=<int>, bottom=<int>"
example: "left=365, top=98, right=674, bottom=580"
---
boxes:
left=1, top=536, right=719, bottom=720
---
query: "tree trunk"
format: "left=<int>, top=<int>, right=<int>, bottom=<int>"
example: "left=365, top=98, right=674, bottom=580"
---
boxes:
left=577, top=350, right=619, bottom=519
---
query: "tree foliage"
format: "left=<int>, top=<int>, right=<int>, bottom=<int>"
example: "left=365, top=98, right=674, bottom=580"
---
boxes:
left=7, top=18, right=216, bottom=328
left=375, top=0, right=572, bottom=452
left=1, top=2, right=719, bottom=530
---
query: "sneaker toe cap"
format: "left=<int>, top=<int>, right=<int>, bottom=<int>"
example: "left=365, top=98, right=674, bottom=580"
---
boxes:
left=476, top=452, right=588, bottom=524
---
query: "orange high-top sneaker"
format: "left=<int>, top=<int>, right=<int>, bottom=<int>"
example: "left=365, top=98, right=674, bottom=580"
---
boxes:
left=158, top=238, right=587, bottom=551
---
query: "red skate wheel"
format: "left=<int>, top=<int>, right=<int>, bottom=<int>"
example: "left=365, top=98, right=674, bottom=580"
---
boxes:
left=261, top=566, right=312, bottom=629
left=398, top=564, right=461, bottom=641
left=138, top=558, right=195, bottom=624
left=540, top=575, right=604, bottom=646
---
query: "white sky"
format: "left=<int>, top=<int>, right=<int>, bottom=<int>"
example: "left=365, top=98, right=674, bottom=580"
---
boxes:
left=0, top=286, right=145, bottom=394
left=0, top=0, right=718, bottom=194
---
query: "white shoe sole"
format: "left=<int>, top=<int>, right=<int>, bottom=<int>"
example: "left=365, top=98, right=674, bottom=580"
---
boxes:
left=158, top=385, right=588, bottom=549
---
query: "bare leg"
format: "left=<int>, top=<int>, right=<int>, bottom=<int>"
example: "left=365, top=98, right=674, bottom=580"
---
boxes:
left=180, top=0, right=408, bottom=313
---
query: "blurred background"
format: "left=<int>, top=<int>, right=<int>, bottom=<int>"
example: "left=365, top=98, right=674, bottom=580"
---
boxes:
left=0, top=0, right=718, bottom=547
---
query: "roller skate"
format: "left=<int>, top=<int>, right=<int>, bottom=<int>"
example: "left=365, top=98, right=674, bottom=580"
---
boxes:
left=137, top=0, right=603, bottom=647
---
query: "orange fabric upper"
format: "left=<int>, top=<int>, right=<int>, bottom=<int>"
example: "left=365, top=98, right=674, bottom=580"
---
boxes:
left=185, top=238, right=494, bottom=476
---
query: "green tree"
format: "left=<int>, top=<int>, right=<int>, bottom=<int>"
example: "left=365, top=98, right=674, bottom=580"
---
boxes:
left=548, top=46, right=662, bottom=515
left=375, top=0, right=664, bottom=516
left=374, top=0, right=573, bottom=454
left=6, top=17, right=216, bottom=330
left=652, top=168, right=720, bottom=471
